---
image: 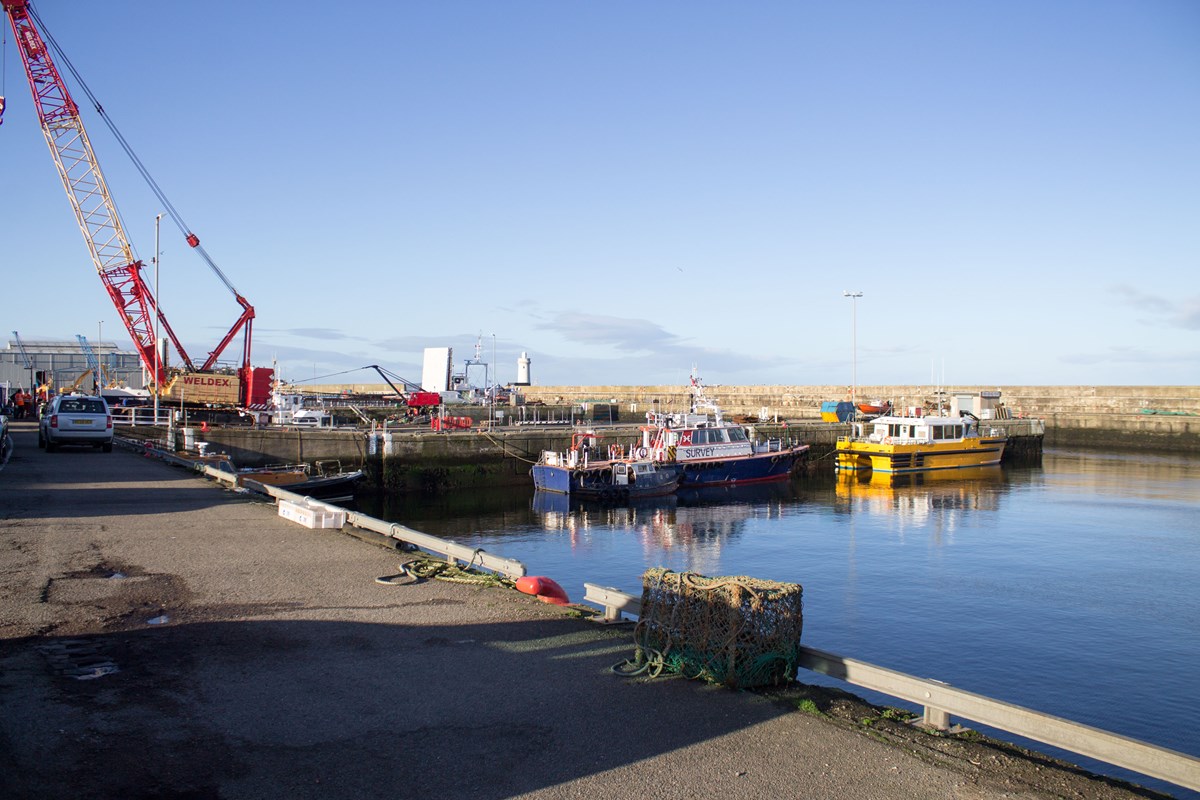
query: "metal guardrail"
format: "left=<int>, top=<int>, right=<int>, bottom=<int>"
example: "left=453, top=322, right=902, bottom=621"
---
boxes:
left=183, top=454, right=527, bottom=580
left=582, top=584, right=1200, bottom=793
left=119, top=436, right=527, bottom=580
left=110, top=407, right=173, bottom=426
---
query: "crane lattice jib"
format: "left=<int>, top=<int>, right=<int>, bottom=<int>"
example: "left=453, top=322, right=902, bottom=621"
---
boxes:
left=76, top=334, right=99, bottom=377
left=11, top=331, right=33, bottom=369
left=3, top=0, right=195, bottom=382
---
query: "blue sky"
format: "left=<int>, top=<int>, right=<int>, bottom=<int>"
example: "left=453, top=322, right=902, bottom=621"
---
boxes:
left=2, top=1, right=1197, bottom=389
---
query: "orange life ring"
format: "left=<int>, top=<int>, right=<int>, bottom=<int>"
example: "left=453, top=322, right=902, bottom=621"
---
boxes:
left=514, top=576, right=570, bottom=606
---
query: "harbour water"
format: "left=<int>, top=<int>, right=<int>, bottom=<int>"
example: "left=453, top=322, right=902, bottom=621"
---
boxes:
left=360, top=448, right=1200, bottom=797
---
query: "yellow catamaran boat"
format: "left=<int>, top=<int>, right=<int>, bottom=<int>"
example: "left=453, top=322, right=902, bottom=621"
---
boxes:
left=835, top=413, right=1007, bottom=474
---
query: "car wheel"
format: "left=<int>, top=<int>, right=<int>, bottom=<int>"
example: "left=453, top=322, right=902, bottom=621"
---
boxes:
left=38, top=431, right=46, bottom=449
left=102, top=442, right=113, bottom=453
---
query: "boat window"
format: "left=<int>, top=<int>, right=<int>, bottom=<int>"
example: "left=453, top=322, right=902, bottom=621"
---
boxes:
left=728, top=428, right=747, bottom=442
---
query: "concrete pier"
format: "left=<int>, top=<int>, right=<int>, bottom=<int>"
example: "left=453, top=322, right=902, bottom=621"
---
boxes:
left=0, top=421, right=1161, bottom=799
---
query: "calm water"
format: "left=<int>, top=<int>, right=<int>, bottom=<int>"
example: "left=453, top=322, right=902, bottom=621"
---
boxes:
left=359, top=448, right=1200, bottom=796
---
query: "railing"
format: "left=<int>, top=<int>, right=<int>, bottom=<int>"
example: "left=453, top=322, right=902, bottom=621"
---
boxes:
left=110, top=407, right=172, bottom=427
left=582, top=584, right=1200, bottom=793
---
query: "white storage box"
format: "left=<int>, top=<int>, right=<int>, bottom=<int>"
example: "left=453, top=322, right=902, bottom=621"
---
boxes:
left=278, top=498, right=345, bottom=529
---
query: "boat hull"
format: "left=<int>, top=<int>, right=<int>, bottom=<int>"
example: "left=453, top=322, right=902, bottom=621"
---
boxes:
left=676, top=446, right=808, bottom=487
left=244, top=471, right=364, bottom=501
left=835, top=438, right=1006, bottom=474
left=532, top=462, right=682, bottom=499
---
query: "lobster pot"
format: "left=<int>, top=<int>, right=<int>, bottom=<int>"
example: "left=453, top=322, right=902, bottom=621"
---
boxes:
left=635, top=568, right=803, bottom=689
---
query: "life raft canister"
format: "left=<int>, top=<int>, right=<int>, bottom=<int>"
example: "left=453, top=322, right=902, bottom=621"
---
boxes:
left=515, top=576, right=570, bottom=606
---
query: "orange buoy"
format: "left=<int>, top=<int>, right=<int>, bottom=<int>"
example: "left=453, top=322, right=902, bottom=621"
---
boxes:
left=515, top=576, right=570, bottom=606
left=200, top=421, right=210, bottom=432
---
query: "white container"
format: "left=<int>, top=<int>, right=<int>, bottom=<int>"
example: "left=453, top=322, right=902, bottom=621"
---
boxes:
left=278, top=499, right=346, bottom=529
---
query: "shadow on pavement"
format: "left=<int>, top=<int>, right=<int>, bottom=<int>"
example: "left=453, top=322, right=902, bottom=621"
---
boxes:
left=0, top=615, right=789, bottom=799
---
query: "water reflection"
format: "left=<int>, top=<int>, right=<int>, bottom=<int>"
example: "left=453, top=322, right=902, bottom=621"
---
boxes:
left=835, top=466, right=1007, bottom=538
left=1044, top=448, right=1200, bottom=503
left=529, top=482, right=801, bottom=576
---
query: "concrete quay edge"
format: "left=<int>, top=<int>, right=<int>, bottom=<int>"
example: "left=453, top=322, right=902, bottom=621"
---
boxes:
left=0, top=420, right=1170, bottom=799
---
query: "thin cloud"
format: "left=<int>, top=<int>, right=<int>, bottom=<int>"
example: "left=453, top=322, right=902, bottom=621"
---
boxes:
left=530, top=312, right=786, bottom=384
left=1060, top=346, right=1194, bottom=366
left=540, top=313, right=684, bottom=353
left=1179, top=297, right=1200, bottom=331
left=1109, top=284, right=1171, bottom=313
left=282, top=328, right=359, bottom=341
left=1109, top=286, right=1200, bottom=331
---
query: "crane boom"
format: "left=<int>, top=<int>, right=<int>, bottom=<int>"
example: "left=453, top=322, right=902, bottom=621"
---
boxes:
left=3, top=0, right=266, bottom=405
left=10, top=331, right=33, bottom=370
left=3, top=0, right=192, bottom=385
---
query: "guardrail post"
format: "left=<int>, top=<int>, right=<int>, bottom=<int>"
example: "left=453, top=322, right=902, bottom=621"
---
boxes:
left=922, top=705, right=951, bottom=730
left=583, top=583, right=638, bottom=623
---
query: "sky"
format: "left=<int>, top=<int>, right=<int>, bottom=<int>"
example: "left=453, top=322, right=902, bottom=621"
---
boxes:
left=2, top=0, right=1197, bottom=390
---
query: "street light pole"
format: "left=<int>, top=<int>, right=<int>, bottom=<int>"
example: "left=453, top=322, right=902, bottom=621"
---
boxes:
left=97, top=320, right=103, bottom=396
left=490, top=333, right=496, bottom=425
left=154, top=213, right=162, bottom=425
left=843, top=291, right=863, bottom=414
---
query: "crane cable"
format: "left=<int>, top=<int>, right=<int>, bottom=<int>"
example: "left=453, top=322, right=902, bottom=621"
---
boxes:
left=28, top=4, right=241, bottom=299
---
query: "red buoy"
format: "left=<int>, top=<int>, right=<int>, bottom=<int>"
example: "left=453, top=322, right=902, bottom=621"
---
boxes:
left=515, top=576, right=570, bottom=606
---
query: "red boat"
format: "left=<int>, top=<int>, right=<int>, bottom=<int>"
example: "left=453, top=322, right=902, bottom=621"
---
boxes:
left=857, top=400, right=892, bottom=415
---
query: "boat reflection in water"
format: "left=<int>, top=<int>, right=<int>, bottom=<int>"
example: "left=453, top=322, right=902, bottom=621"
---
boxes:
left=835, top=465, right=1007, bottom=539
left=531, top=481, right=798, bottom=575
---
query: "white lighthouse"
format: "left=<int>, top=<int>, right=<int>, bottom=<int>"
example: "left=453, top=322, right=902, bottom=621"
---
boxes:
left=515, top=352, right=531, bottom=386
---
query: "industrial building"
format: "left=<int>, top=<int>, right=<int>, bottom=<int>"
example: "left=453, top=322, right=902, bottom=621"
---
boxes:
left=1, top=338, right=145, bottom=406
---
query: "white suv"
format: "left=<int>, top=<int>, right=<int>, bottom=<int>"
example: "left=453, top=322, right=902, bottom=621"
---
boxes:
left=39, top=395, right=114, bottom=452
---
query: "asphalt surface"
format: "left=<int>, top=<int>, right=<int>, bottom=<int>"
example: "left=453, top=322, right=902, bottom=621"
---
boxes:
left=0, top=420, right=1160, bottom=800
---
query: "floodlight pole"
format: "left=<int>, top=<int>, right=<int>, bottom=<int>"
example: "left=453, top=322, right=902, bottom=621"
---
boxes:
left=154, top=213, right=162, bottom=425
left=843, top=291, right=863, bottom=413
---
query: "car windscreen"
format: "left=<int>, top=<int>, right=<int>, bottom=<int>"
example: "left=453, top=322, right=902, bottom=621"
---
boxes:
left=58, top=399, right=107, bottom=414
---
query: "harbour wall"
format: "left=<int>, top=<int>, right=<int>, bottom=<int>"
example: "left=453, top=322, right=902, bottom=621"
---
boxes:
left=136, top=418, right=1047, bottom=493
left=132, top=385, right=1194, bottom=494
left=513, top=384, right=1199, bottom=453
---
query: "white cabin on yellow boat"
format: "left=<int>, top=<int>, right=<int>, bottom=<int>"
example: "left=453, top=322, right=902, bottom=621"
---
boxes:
left=835, top=414, right=1007, bottom=474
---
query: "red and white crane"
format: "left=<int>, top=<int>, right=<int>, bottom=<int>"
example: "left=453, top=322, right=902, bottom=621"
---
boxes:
left=2, top=0, right=269, bottom=406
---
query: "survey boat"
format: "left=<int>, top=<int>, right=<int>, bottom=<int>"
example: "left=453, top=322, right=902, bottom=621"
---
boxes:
left=638, top=373, right=809, bottom=488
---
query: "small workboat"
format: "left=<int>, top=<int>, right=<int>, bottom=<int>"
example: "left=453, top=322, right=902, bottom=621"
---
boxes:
left=532, top=448, right=681, bottom=496
left=201, top=456, right=364, bottom=501
left=532, top=437, right=683, bottom=500
left=835, top=412, right=1007, bottom=474
left=856, top=399, right=892, bottom=416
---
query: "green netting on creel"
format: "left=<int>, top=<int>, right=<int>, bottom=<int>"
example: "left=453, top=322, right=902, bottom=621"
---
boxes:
left=617, top=567, right=803, bottom=689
